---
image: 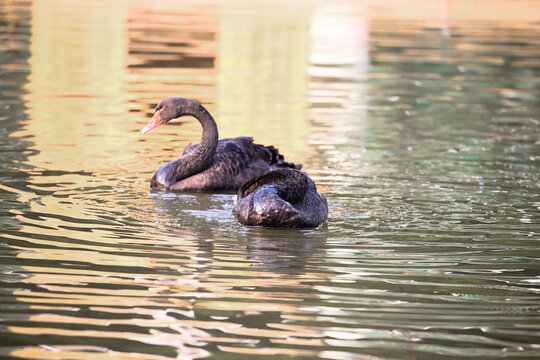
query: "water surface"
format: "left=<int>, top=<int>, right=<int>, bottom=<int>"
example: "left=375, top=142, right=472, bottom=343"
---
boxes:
left=1, top=0, right=539, bottom=359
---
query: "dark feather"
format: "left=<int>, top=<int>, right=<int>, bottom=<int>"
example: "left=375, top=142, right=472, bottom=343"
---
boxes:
left=233, top=168, right=328, bottom=228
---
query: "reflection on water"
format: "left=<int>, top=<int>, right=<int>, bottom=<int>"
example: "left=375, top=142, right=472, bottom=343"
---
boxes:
left=1, top=0, right=539, bottom=359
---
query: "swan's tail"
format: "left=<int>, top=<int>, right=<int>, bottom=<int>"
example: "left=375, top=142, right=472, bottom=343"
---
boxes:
left=265, top=145, right=302, bottom=170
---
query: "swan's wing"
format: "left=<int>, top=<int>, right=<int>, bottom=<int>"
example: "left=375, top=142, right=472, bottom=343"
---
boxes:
left=170, top=139, right=267, bottom=191
left=227, top=137, right=302, bottom=169
left=211, top=138, right=256, bottom=177
left=182, top=138, right=261, bottom=160
left=217, top=137, right=279, bottom=164
left=169, top=137, right=301, bottom=191
left=185, top=137, right=300, bottom=169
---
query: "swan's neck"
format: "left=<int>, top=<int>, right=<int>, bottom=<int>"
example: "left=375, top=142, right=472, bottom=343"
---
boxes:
left=151, top=101, right=219, bottom=189
left=178, top=102, right=219, bottom=178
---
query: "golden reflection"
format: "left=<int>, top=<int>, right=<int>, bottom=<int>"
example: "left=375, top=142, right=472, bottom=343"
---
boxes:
left=126, top=0, right=218, bottom=109
left=218, top=346, right=316, bottom=357
left=10, top=346, right=174, bottom=360
left=23, top=0, right=131, bottom=173
left=368, top=0, right=540, bottom=22
left=215, top=2, right=312, bottom=158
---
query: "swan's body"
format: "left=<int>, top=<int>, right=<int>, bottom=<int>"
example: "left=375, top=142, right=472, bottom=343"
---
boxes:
left=233, top=168, right=328, bottom=228
left=141, top=97, right=300, bottom=192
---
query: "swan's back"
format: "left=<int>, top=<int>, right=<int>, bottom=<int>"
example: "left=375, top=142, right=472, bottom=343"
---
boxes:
left=184, top=137, right=300, bottom=169
left=233, top=168, right=328, bottom=228
left=169, top=137, right=301, bottom=192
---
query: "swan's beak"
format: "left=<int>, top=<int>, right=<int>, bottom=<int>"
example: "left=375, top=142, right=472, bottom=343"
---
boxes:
left=141, top=109, right=163, bottom=134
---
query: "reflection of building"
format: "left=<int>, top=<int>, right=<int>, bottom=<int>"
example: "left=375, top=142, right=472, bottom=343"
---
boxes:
left=26, top=1, right=127, bottom=99
left=126, top=1, right=218, bottom=113
left=22, top=0, right=219, bottom=173
left=24, top=0, right=129, bottom=172
left=215, top=3, right=312, bottom=158
left=18, top=0, right=540, bottom=173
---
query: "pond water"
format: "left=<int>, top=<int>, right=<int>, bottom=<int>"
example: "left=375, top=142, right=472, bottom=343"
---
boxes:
left=1, top=0, right=539, bottom=359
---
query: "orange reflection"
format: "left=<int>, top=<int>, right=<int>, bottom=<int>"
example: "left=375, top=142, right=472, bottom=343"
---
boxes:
left=23, top=0, right=130, bottom=174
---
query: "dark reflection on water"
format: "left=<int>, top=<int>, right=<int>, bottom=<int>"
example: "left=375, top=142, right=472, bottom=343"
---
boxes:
left=128, top=5, right=216, bottom=70
left=1, top=0, right=540, bottom=359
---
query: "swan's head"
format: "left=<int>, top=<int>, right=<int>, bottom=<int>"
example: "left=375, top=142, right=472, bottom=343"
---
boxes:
left=141, top=97, right=200, bottom=134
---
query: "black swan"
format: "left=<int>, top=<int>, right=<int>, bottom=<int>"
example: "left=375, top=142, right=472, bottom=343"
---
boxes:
left=141, top=97, right=300, bottom=191
left=233, top=168, right=328, bottom=228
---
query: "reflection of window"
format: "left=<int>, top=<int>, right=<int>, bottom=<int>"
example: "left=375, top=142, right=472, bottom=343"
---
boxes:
left=127, top=8, right=217, bottom=70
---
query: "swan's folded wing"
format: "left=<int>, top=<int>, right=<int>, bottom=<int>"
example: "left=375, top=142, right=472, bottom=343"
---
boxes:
left=211, top=139, right=252, bottom=176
